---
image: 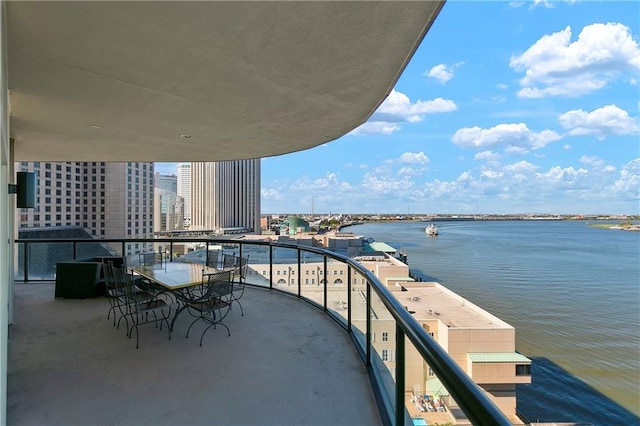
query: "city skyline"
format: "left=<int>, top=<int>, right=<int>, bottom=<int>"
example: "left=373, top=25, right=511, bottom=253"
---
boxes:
left=156, top=1, right=640, bottom=215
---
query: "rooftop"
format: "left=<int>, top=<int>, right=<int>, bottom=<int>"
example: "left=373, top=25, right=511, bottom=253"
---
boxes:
left=390, top=282, right=514, bottom=329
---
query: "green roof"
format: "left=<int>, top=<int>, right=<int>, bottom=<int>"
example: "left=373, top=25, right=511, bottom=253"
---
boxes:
left=425, top=377, right=449, bottom=396
left=468, top=352, right=531, bottom=363
left=365, top=242, right=397, bottom=252
left=386, top=276, right=415, bottom=282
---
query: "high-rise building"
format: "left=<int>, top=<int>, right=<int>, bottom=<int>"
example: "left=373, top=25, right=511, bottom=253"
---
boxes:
left=15, top=161, right=154, bottom=254
left=153, top=172, right=183, bottom=232
left=190, top=160, right=260, bottom=234
left=176, top=163, right=191, bottom=228
left=154, top=172, right=177, bottom=194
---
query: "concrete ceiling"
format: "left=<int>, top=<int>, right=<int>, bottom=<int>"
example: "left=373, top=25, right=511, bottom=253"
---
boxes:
left=7, top=1, right=444, bottom=162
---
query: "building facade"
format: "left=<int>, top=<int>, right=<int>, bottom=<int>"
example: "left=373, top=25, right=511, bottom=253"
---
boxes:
left=154, top=172, right=177, bottom=194
left=153, top=173, right=183, bottom=232
left=190, top=160, right=260, bottom=234
left=15, top=161, right=155, bottom=255
left=176, top=162, right=191, bottom=229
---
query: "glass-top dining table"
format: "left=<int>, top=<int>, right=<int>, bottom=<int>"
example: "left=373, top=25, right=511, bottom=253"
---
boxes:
left=130, top=262, right=219, bottom=290
left=129, top=262, right=223, bottom=332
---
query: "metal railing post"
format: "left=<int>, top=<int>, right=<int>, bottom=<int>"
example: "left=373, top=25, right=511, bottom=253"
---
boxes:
left=23, top=242, right=29, bottom=282
left=323, top=256, right=328, bottom=311
left=297, top=249, right=301, bottom=296
left=366, top=281, right=371, bottom=366
left=395, top=324, right=405, bottom=426
left=347, top=266, right=352, bottom=333
left=268, top=244, right=273, bottom=289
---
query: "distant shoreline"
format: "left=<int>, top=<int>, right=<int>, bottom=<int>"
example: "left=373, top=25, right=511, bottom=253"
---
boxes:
left=589, top=223, right=640, bottom=231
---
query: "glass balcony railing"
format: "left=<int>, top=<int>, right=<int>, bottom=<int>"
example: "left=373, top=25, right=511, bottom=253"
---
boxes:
left=14, top=237, right=511, bottom=426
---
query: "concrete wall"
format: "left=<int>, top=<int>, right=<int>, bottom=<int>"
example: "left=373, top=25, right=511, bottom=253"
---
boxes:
left=469, top=362, right=531, bottom=385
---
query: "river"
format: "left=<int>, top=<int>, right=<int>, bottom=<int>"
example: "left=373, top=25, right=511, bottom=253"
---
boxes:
left=347, top=220, right=639, bottom=425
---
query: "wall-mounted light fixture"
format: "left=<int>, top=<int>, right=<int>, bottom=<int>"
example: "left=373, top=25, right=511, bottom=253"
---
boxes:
left=8, top=172, right=37, bottom=208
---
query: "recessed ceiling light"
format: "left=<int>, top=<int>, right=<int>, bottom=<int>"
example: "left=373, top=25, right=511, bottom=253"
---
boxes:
left=180, top=134, right=192, bottom=139
left=90, top=124, right=102, bottom=129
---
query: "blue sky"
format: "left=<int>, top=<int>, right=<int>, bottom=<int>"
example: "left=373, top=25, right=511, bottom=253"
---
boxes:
left=156, top=1, right=640, bottom=215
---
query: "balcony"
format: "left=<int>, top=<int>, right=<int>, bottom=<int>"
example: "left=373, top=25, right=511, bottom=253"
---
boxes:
left=11, top=237, right=513, bottom=425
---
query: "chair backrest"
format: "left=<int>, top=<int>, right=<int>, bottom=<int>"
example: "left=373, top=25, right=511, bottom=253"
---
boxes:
left=118, top=266, right=137, bottom=300
left=222, top=254, right=236, bottom=270
left=237, top=256, right=249, bottom=281
left=102, top=261, right=115, bottom=290
left=204, top=270, right=233, bottom=299
left=207, top=250, right=220, bottom=268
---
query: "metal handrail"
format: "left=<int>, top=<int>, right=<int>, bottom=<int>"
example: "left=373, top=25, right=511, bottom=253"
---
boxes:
left=15, top=237, right=511, bottom=425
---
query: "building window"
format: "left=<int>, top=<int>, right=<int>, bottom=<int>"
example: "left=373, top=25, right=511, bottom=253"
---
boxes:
left=516, top=364, right=531, bottom=376
left=428, top=367, right=436, bottom=377
left=382, top=332, right=388, bottom=342
left=382, top=349, right=389, bottom=362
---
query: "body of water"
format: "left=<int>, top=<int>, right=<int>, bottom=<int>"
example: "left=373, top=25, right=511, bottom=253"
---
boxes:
left=347, top=220, right=640, bottom=425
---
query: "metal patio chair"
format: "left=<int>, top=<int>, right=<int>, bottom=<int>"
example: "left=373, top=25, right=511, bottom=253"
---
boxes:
left=184, top=270, right=233, bottom=346
left=230, top=255, right=249, bottom=316
left=121, top=266, right=172, bottom=348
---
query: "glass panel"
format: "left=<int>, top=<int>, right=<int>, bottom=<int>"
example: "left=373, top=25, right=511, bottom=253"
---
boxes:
left=325, top=259, right=349, bottom=326
left=17, top=241, right=73, bottom=281
left=165, top=241, right=201, bottom=263
left=350, top=275, right=369, bottom=351
left=405, top=338, right=455, bottom=425
left=76, top=241, right=123, bottom=260
left=14, top=242, right=25, bottom=281
left=238, top=242, right=269, bottom=287
left=370, top=289, right=397, bottom=414
left=299, top=251, right=324, bottom=305
left=271, top=246, right=298, bottom=294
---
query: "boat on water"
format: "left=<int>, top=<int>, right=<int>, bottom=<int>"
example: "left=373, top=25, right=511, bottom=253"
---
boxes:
left=425, top=223, right=438, bottom=236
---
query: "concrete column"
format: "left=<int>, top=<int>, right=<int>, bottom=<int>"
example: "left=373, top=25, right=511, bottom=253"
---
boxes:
left=0, top=2, right=11, bottom=422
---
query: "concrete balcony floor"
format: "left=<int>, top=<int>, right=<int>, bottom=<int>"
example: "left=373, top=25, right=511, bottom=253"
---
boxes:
left=8, top=283, right=382, bottom=426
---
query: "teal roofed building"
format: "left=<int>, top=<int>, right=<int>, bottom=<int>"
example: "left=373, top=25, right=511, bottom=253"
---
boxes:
left=279, top=216, right=310, bottom=236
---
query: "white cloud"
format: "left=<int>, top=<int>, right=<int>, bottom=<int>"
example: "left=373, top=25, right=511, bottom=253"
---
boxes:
left=452, top=123, right=562, bottom=152
left=504, top=160, right=538, bottom=174
left=290, top=172, right=353, bottom=192
left=580, top=155, right=617, bottom=173
left=510, top=23, right=640, bottom=98
left=426, top=64, right=453, bottom=84
left=480, top=169, right=504, bottom=179
left=474, top=150, right=501, bottom=162
left=610, top=158, right=640, bottom=196
left=425, top=63, right=464, bottom=84
left=559, top=104, right=640, bottom=139
left=530, top=0, right=555, bottom=9
left=350, top=122, right=401, bottom=136
left=397, top=167, right=425, bottom=177
left=399, top=152, right=430, bottom=165
left=261, top=188, right=283, bottom=201
left=263, top=155, right=640, bottom=214
left=361, top=172, right=414, bottom=194
left=495, top=83, right=509, bottom=90
left=375, top=90, right=458, bottom=121
left=350, top=90, right=457, bottom=135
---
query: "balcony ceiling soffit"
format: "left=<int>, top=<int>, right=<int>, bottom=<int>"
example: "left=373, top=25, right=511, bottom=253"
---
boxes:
left=7, top=1, right=444, bottom=162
